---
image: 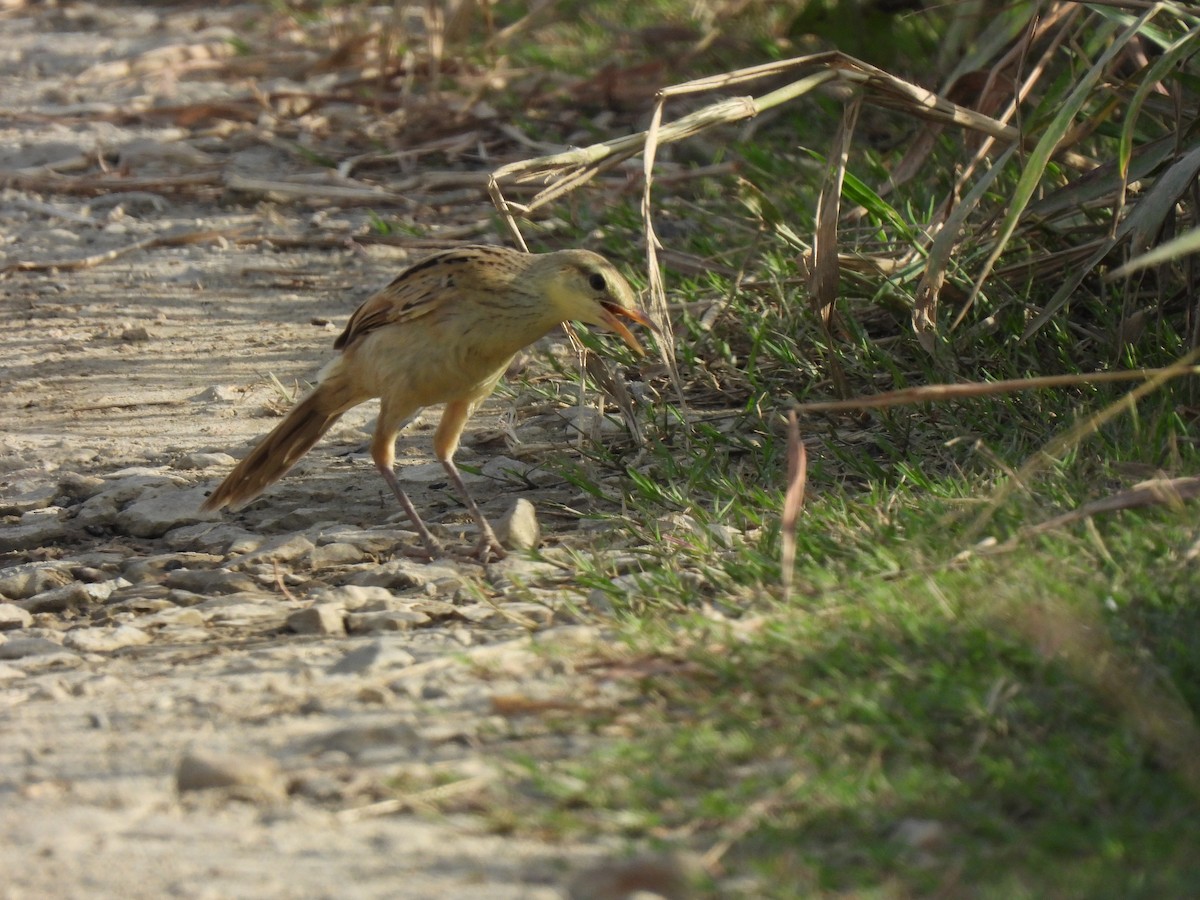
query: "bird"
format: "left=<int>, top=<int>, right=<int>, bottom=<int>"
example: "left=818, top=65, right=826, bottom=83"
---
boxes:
left=200, top=244, right=653, bottom=562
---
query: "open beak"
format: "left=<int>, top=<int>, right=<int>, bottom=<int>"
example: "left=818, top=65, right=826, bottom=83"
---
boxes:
left=599, top=303, right=655, bottom=356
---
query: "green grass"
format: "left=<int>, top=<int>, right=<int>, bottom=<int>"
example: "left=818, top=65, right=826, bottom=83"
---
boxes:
left=243, top=1, right=1200, bottom=893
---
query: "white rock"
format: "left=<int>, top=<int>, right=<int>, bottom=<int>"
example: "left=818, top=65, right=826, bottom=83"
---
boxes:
left=62, top=625, right=151, bottom=652
left=0, top=603, right=34, bottom=630
left=495, top=498, right=541, bottom=551
left=176, top=451, right=237, bottom=470
left=287, top=604, right=346, bottom=636
left=119, top=484, right=217, bottom=538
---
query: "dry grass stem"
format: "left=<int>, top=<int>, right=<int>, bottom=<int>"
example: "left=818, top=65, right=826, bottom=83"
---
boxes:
left=792, top=367, right=1200, bottom=414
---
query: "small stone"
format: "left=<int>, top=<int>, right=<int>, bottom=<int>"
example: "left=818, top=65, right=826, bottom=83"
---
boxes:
left=496, top=498, right=540, bottom=551
left=121, top=326, right=151, bottom=342
left=316, top=527, right=412, bottom=555
left=75, top=473, right=189, bottom=531
left=0, top=507, right=68, bottom=553
left=0, top=562, right=74, bottom=600
left=176, top=451, right=237, bottom=470
left=407, top=598, right=458, bottom=619
left=326, top=640, right=415, bottom=675
left=119, top=485, right=216, bottom=538
left=0, top=636, right=70, bottom=660
left=193, top=385, right=243, bottom=403
left=176, top=748, right=286, bottom=800
left=345, top=609, right=430, bottom=633
left=287, top=604, right=346, bottom=636
left=454, top=604, right=499, bottom=624
left=0, top=479, right=58, bottom=516
left=163, top=568, right=259, bottom=595
left=500, top=601, right=557, bottom=627
left=343, top=560, right=460, bottom=590
left=309, top=541, right=366, bottom=570
left=56, top=472, right=107, bottom=503
left=0, top=603, right=34, bottom=630
left=163, top=522, right=262, bottom=553
left=138, top=607, right=206, bottom=629
left=62, top=625, right=152, bottom=653
left=121, top=552, right=221, bottom=583
left=224, top=534, right=315, bottom=569
left=307, top=585, right=397, bottom=611
left=18, top=582, right=95, bottom=615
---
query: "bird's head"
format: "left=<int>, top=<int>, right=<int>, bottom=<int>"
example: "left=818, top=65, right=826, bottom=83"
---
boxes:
left=537, top=250, right=655, bottom=355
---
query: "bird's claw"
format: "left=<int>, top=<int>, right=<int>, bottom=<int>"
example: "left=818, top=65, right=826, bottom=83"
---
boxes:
left=473, top=534, right=507, bottom=564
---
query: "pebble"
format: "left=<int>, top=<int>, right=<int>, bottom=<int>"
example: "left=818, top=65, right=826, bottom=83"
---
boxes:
left=119, top=484, right=216, bottom=538
left=0, top=603, right=34, bottom=630
left=224, top=534, right=316, bottom=570
left=0, top=561, right=75, bottom=600
left=345, top=609, right=431, bottom=633
left=287, top=604, right=346, bottom=636
left=496, top=498, right=541, bottom=551
left=62, top=625, right=152, bottom=652
left=122, top=552, right=222, bottom=583
left=309, top=541, right=366, bottom=570
left=138, top=607, right=206, bottom=629
left=18, top=582, right=96, bottom=614
left=0, top=507, right=69, bottom=552
left=0, top=479, right=59, bottom=516
left=163, top=567, right=260, bottom=595
left=326, top=640, right=415, bottom=675
left=315, top=527, right=413, bottom=555
left=56, top=472, right=107, bottom=503
left=342, top=560, right=461, bottom=591
left=176, top=451, right=237, bottom=470
left=307, top=585, right=397, bottom=611
left=163, top=521, right=263, bottom=553
left=176, top=748, right=287, bottom=800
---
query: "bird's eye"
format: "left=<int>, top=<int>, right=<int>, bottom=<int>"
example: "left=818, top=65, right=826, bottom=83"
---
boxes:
left=588, top=272, right=607, bottom=292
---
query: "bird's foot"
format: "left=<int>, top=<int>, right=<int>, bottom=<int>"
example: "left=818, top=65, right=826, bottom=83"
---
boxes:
left=472, top=531, right=507, bottom=564
left=396, top=534, right=444, bottom=562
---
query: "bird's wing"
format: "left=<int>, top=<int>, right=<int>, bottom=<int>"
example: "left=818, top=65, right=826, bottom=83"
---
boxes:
left=333, top=267, right=453, bottom=350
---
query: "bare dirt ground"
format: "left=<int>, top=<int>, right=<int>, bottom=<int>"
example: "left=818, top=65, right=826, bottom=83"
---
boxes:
left=1, top=5, right=678, bottom=898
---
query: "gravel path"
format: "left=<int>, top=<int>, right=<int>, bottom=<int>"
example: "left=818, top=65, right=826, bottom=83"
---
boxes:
left=1, top=5, right=667, bottom=897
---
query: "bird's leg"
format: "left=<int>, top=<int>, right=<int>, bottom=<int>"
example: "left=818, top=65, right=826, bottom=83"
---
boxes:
left=375, top=462, right=444, bottom=560
left=372, top=415, right=443, bottom=559
left=440, top=456, right=506, bottom=562
left=436, top=399, right=507, bottom=563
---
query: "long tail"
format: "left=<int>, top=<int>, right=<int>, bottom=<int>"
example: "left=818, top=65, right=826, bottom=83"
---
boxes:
left=201, top=377, right=362, bottom=512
